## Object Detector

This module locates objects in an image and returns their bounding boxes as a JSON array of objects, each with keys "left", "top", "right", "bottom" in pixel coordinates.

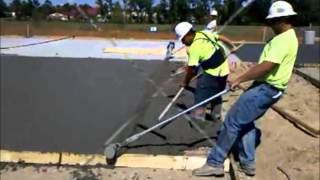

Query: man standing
[
  {"left": 205, "top": 9, "right": 218, "bottom": 32},
  {"left": 193, "top": 1, "right": 298, "bottom": 177},
  {"left": 175, "top": 22, "right": 236, "bottom": 121}
]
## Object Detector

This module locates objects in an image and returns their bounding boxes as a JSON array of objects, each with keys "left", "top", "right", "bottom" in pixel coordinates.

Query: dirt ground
[
  {"left": 226, "top": 63, "right": 320, "bottom": 180},
  {"left": 0, "top": 63, "right": 319, "bottom": 180}
]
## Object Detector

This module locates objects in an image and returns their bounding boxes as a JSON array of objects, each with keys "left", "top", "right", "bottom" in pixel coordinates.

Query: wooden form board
[{"left": 0, "top": 150, "right": 230, "bottom": 171}]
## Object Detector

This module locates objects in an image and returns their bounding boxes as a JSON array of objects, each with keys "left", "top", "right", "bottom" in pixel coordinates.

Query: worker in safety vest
[
  {"left": 205, "top": 9, "right": 218, "bottom": 32},
  {"left": 193, "top": 1, "right": 298, "bottom": 177},
  {"left": 171, "top": 9, "right": 233, "bottom": 75},
  {"left": 175, "top": 22, "right": 237, "bottom": 122},
  {"left": 203, "top": 9, "right": 238, "bottom": 74}
]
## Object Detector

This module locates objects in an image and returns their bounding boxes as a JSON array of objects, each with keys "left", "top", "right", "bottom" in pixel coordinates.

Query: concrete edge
[
  {"left": 0, "top": 150, "right": 60, "bottom": 164},
  {"left": 0, "top": 150, "right": 230, "bottom": 171},
  {"left": 294, "top": 68, "right": 320, "bottom": 88}
]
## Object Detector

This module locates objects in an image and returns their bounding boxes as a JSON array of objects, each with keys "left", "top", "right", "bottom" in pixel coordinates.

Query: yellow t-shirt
[
  {"left": 258, "top": 29, "right": 298, "bottom": 90},
  {"left": 188, "top": 31, "right": 229, "bottom": 76}
]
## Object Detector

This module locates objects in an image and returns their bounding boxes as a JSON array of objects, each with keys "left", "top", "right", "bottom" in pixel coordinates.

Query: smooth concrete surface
[
  {"left": 1, "top": 36, "right": 319, "bottom": 63},
  {"left": 0, "top": 36, "right": 183, "bottom": 61},
  {"left": 0, "top": 55, "right": 220, "bottom": 156},
  {"left": 295, "top": 67, "right": 320, "bottom": 88},
  {"left": 236, "top": 43, "right": 320, "bottom": 64},
  {"left": 296, "top": 67, "right": 320, "bottom": 81}
]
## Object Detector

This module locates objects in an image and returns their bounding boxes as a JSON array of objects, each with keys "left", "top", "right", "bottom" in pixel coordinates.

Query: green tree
[
  {"left": 32, "top": 0, "right": 40, "bottom": 7},
  {"left": 31, "top": 0, "right": 42, "bottom": 20},
  {"left": 110, "top": 1, "right": 124, "bottom": 23},
  {"left": 154, "top": 0, "right": 169, "bottom": 24},
  {"left": 176, "top": 0, "right": 189, "bottom": 22},
  {"left": 192, "top": 0, "right": 210, "bottom": 24},
  {"left": 145, "top": 0, "right": 153, "bottom": 23},
  {"left": 127, "top": 0, "right": 152, "bottom": 23},
  {"left": 104, "top": 0, "right": 113, "bottom": 14},
  {"left": 95, "top": 0, "right": 112, "bottom": 20},
  {"left": 291, "top": 0, "right": 320, "bottom": 25},
  {"left": 96, "top": 0, "right": 107, "bottom": 16},
  {"left": 40, "top": 0, "right": 54, "bottom": 16},
  {"left": 168, "top": 0, "right": 177, "bottom": 23},
  {"left": 168, "top": 0, "right": 189, "bottom": 23},
  {"left": 0, "top": 0, "right": 8, "bottom": 17},
  {"left": 213, "top": 0, "right": 236, "bottom": 25},
  {"left": 20, "top": 0, "right": 34, "bottom": 19},
  {"left": 10, "top": 0, "right": 22, "bottom": 19}
]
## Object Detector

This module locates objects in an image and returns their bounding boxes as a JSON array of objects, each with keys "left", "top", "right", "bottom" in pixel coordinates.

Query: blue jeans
[
  {"left": 194, "top": 73, "right": 227, "bottom": 108},
  {"left": 206, "top": 82, "right": 283, "bottom": 167}
]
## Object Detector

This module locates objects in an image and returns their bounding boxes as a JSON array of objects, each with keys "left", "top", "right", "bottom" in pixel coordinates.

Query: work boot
[
  {"left": 211, "top": 103, "right": 223, "bottom": 121},
  {"left": 240, "top": 165, "right": 256, "bottom": 176},
  {"left": 192, "top": 164, "right": 224, "bottom": 177},
  {"left": 213, "top": 114, "right": 222, "bottom": 121}
]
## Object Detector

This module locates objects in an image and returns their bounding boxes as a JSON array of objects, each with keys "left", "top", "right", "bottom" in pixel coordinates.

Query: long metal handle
[
  {"left": 230, "top": 41, "right": 245, "bottom": 53},
  {"left": 157, "top": 73, "right": 201, "bottom": 121},
  {"left": 158, "top": 87, "right": 184, "bottom": 121},
  {"left": 124, "top": 87, "right": 229, "bottom": 145}
]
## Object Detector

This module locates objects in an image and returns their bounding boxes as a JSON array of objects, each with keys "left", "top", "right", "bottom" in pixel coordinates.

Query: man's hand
[
  {"left": 180, "top": 82, "right": 189, "bottom": 88},
  {"left": 227, "top": 61, "right": 276, "bottom": 90},
  {"left": 230, "top": 46, "right": 238, "bottom": 54},
  {"left": 227, "top": 77, "right": 241, "bottom": 90},
  {"left": 183, "top": 66, "right": 196, "bottom": 88}
]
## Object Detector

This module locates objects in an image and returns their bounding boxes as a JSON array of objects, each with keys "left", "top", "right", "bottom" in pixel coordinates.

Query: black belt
[{"left": 253, "top": 81, "right": 283, "bottom": 92}]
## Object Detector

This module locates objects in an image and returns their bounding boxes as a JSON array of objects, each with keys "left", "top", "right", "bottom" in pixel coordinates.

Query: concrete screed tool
[{"left": 104, "top": 87, "right": 230, "bottom": 165}]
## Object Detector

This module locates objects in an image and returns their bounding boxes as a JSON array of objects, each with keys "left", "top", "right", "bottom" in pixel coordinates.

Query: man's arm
[
  {"left": 228, "top": 61, "right": 277, "bottom": 89},
  {"left": 218, "top": 35, "right": 236, "bottom": 51},
  {"left": 183, "top": 66, "right": 197, "bottom": 87}
]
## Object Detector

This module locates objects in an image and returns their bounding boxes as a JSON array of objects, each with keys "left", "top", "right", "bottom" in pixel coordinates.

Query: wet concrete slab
[
  {"left": 0, "top": 55, "right": 220, "bottom": 156},
  {"left": 1, "top": 36, "right": 319, "bottom": 64},
  {"left": 0, "top": 36, "right": 183, "bottom": 61},
  {"left": 296, "top": 67, "right": 320, "bottom": 81},
  {"left": 295, "top": 67, "right": 320, "bottom": 88},
  {"left": 237, "top": 43, "right": 320, "bottom": 64}
]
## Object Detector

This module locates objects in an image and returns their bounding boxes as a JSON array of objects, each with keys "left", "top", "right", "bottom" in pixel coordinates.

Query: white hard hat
[
  {"left": 266, "top": 1, "right": 297, "bottom": 19},
  {"left": 210, "top": 9, "right": 218, "bottom": 16},
  {"left": 175, "top": 22, "right": 193, "bottom": 41}
]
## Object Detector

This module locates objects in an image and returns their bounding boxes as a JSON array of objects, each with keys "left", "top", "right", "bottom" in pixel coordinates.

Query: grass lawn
[{"left": 1, "top": 20, "right": 318, "bottom": 41}]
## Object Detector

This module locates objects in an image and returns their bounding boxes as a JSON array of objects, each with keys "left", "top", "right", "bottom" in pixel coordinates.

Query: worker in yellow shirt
[
  {"left": 193, "top": 1, "right": 299, "bottom": 177},
  {"left": 175, "top": 22, "right": 236, "bottom": 122}
]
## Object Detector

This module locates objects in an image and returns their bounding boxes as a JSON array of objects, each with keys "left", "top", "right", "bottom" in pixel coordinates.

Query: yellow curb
[
  {"left": 116, "top": 154, "right": 187, "bottom": 169},
  {"left": 0, "top": 150, "right": 60, "bottom": 164},
  {"left": 60, "top": 152, "right": 105, "bottom": 165},
  {"left": 0, "top": 150, "right": 230, "bottom": 171}
]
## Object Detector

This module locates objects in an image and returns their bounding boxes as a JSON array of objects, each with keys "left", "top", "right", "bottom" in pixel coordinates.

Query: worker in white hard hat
[
  {"left": 205, "top": 9, "right": 218, "bottom": 32},
  {"left": 193, "top": 1, "right": 298, "bottom": 177},
  {"left": 175, "top": 22, "right": 237, "bottom": 122},
  {"left": 203, "top": 8, "right": 237, "bottom": 118}
]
